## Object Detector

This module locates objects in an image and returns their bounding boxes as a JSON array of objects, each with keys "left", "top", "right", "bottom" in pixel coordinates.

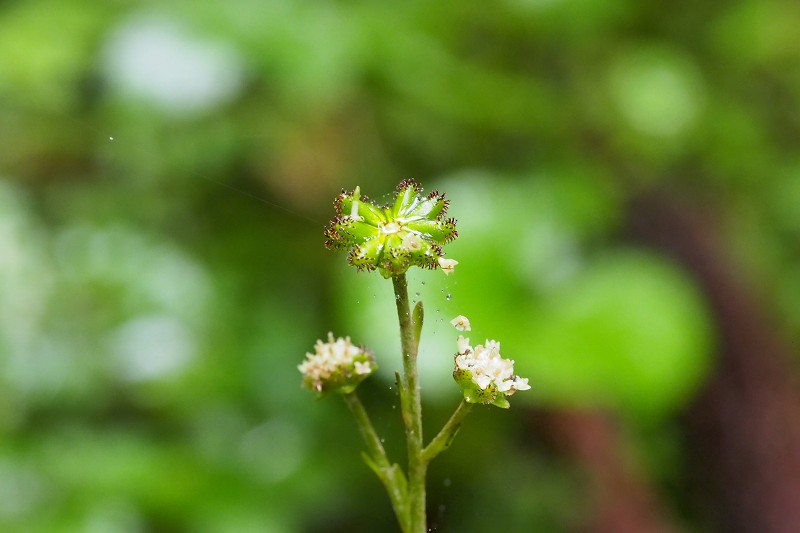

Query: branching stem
[
  {"left": 422, "top": 400, "right": 472, "bottom": 464},
  {"left": 342, "top": 274, "right": 475, "bottom": 532}
]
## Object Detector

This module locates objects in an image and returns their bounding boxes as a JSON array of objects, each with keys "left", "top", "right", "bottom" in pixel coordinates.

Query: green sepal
[
  {"left": 453, "top": 367, "right": 502, "bottom": 406},
  {"left": 305, "top": 377, "right": 360, "bottom": 398},
  {"left": 334, "top": 189, "right": 358, "bottom": 217},
  {"left": 491, "top": 395, "right": 510, "bottom": 409},
  {"left": 339, "top": 219, "right": 380, "bottom": 241},
  {"left": 358, "top": 201, "right": 387, "bottom": 226},
  {"left": 405, "top": 238, "right": 438, "bottom": 268},
  {"left": 405, "top": 220, "right": 456, "bottom": 242},
  {"left": 332, "top": 382, "right": 359, "bottom": 395},
  {"left": 385, "top": 234, "right": 439, "bottom": 273},
  {"left": 377, "top": 234, "right": 411, "bottom": 277},
  {"left": 393, "top": 184, "right": 419, "bottom": 217},
  {"left": 408, "top": 194, "right": 446, "bottom": 219},
  {"left": 350, "top": 238, "right": 384, "bottom": 270},
  {"left": 462, "top": 383, "right": 497, "bottom": 405},
  {"left": 453, "top": 367, "right": 471, "bottom": 388},
  {"left": 336, "top": 194, "right": 354, "bottom": 216}
]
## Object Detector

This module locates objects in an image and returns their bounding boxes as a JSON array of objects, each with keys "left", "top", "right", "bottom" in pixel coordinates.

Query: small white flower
[
  {"left": 450, "top": 315, "right": 471, "bottom": 331},
  {"left": 438, "top": 257, "right": 458, "bottom": 275}
]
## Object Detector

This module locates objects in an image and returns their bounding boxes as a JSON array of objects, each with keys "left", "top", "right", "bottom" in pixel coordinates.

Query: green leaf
[
  {"left": 361, "top": 451, "right": 382, "bottom": 478},
  {"left": 412, "top": 300, "right": 424, "bottom": 346}
]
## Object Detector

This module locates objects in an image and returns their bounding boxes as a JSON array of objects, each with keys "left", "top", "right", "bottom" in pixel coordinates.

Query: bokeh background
[{"left": 2, "top": 1, "right": 800, "bottom": 531}]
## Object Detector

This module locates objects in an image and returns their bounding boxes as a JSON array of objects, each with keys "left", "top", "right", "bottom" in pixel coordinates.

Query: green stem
[
  {"left": 343, "top": 392, "right": 410, "bottom": 533},
  {"left": 392, "top": 274, "right": 426, "bottom": 533},
  {"left": 422, "top": 400, "right": 472, "bottom": 464}
]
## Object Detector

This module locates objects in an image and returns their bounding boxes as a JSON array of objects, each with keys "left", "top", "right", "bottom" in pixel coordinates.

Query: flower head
[
  {"left": 452, "top": 335, "right": 530, "bottom": 408},
  {"left": 324, "top": 179, "right": 458, "bottom": 278},
  {"left": 299, "top": 333, "right": 377, "bottom": 395}
]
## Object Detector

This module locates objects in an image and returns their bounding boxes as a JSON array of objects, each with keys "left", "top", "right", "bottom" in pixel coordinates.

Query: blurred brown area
[
  {"left": 535, "top": 408, "right": 679, "bottom": 533},
  {"left": 630, "top": 191, "right": 800, "bottom": 533}
]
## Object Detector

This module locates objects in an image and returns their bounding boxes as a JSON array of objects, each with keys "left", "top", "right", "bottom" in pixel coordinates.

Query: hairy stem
[
  {"left": 343, "top": 392, "right": 410, "bottom": 532},
  {"left": 422, "top": 400, "right": 472, "bottom": 464},
  {"left": 392, "top": 274, "right": 426, "bottom": 533}
]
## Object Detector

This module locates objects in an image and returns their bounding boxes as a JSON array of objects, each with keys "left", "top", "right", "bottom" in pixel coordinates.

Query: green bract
[
  {"left": 324, "top": 179, "right": 458, "bottom": 278},
  {"left": 453, "top": 367, "right": 511, "bottom": 409}
]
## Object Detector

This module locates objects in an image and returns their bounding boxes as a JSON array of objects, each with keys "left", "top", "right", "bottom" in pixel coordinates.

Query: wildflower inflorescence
[
  {"left": 324, "top": 179, "right": 458, "bottom": 278},
  {"left": 299, "top": 333, "right": 377, "bottom": 395},
  {"left": 303, "top": 180, "right": 532, "bottom": 532},
  {"left": 452, "top": 335, "right": 530, "bottom": 408}
]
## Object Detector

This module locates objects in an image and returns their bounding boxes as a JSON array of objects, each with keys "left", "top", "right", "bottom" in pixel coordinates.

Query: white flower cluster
[
  {"left": 455, "top": 335, "right": 530, "bottom": 395},
  {"left": 299, "top": 333, "right": 376, "bottom": 394}
]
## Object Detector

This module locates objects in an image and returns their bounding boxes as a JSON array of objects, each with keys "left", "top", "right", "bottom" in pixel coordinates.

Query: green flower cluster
[{"left": 324, "top": 179, "right": 458, "bottom": 278}]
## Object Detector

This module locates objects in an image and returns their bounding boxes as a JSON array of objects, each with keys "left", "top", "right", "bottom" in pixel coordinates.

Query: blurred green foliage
[{"left": 1, "top": 0, "right": 798, "bottom": 531}]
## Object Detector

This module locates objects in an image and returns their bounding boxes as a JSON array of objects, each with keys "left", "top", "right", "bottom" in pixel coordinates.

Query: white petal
[
  {"left": 496, "top": 379, "right": 514, "bottom": 393},
  {"left": 438, "top": 257, "right": 458, "bottom": 275},
  {"left": 513, "top": 377, "right": 531, "bottom": 391},
  {"left": 449, "top": 315, "right": 471, "bottom": 331},
  {"left": 456, "top": 335, "right": 470, "bottom": 353},
  {"left": 474, "top": 374, "right": 492, "bottom": 389}
]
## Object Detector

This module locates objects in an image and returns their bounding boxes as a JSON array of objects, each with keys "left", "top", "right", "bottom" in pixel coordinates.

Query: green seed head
[{"left": 324, "top": 179, "right": 458, "bottom": 278}]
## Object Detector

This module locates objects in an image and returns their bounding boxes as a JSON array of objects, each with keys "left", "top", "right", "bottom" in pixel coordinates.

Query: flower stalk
[
  {"left": 421, "top": 400, "right": 472, "bottom": 464},
  {"left": 342, "top": 392, "right": 409, "bottom": 532},
  {"left": 392, "top": 273, "right": 426, "bottom": 533}
]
